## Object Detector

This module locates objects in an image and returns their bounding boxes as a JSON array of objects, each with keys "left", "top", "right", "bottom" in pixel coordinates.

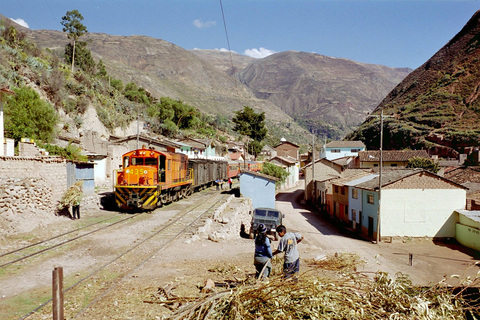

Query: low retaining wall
[{"left": 0, "top": 156, "right": 68, "bottom": 233}]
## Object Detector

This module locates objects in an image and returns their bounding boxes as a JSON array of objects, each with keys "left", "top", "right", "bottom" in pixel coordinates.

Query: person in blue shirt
[
  {"left": 253, "top": 224, "right": 273, "bottom": 279},
  {"left": 273, "top": 225, "right": 303, "bottom": 279}
]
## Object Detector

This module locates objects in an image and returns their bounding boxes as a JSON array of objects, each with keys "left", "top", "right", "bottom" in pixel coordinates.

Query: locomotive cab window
[
  {"left": 145, "top": 157, "right": 157, "bottom": 167},
  {"left": 123, "top": 156, "right": 130, "bottom": 168},
  {"left": 131, "top": 157, "right": 143, "bottom": 166}
]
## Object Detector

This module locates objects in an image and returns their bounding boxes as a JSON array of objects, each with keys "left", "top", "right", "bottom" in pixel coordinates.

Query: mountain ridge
[
  {"left": 347, "top": 9, "right": 480, "bottom": 158},
  {"left": 6, "top": 15, "right": 410, "bottom": 144}
]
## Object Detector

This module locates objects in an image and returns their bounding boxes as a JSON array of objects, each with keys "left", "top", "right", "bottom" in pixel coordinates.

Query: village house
[
  {"left": 108, "top": 134, "right": 180, "bottom": 179},
  {"left": 444, "top": 166, "right": 480, "bottom": 210},
  {"left": 239, "top": 170, "right": 279, "bottom": 209},
  {"left": 303, "top": 158, "right": 344, "bottom": 203},
  {"left": 274, "top": 139, "right": 299, "bottom": 161},
  {"left": 176, "top": 137, "right": 223, "bottom": 160},
  {"left": 331, "top": 171, "right": 374, "bottom": 224},
  {"left": 356, "top": 150, "right": 430, "bottom": 168},
  {"left": 455, "top": 209, "right": 480, "bottom": 251},
  {"left": 319, "top": 140, "right": 365, "bottom": 161},
  {"left": 260, "top": 144, "right": 277, "bottom": 159},
  {"left": 342, "top": 169, "right": 467, "bottom": 240},
  {"left": 269, "top": 155, "right": 298, "bottom": 189}
]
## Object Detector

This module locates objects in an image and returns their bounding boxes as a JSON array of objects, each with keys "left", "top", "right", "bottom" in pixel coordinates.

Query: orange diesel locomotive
[
  {"left": 115, "top": 148, "right": 229, "bottom": 210},
  {"left": 115, "top": 148, "right": 194, "bottom": 210}
]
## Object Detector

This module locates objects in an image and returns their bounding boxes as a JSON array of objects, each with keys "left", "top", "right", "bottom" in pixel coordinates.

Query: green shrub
[
  {"left": 4, "top": 86, "right": 57, "bottom": 143},
  {"left": 40, "top": 143, "right": 87, "bottom": 162},
  {"left": 261, "top": 162, "right": 289, "bottom": 185}
]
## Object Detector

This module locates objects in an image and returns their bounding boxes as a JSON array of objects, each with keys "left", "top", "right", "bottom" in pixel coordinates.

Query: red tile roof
[{"left": 359, "top": 150, "right": 429, "bottom": 162}]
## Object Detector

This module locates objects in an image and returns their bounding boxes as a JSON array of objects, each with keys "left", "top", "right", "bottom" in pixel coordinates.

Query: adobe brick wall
[{"left": 0, "top": 157, "right": 68, "bottom": 217}]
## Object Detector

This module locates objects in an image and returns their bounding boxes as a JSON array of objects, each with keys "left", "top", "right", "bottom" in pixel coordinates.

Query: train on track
[{"left": 114, "top": 147, "right": 263, "bottom": 210}]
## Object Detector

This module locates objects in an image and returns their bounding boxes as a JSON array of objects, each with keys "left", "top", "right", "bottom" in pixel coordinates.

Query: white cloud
[
  {"left": 244, "top": 47, "right": 276, "bottom": 59},
  {"left": 215, "top": 48, "right": 237, "bottom": 53},
  {"left": 193, "top": 19, "right": 216, "bottom": 29},
  {"left": 10, "top": 18, "right": 29, "bottom": 29},
  {"left": 192, "top": 48, "right": 237, "bottom": 54}
]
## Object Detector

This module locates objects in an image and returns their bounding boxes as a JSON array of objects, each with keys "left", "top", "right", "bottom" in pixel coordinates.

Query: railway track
[
  {"left": 0, "top": 189, "right": 232, "bottom": 320},
  {"left": 0, "top": 215, "right": 141, "bottom": 269}
]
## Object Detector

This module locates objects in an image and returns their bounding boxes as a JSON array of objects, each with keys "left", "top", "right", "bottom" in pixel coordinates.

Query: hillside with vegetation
[
  {"left": 346, "top": 10, "right": 480, "bottom": 158},
  {"left": 11, "top": 14, "right": 412, "bottom": 143},
  {"left": 0, "top": 14, "right": 299, "bottom": 157}
]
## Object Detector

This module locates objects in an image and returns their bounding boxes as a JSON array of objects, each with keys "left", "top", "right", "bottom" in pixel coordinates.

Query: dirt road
[{"left": 276, "top": 180, "right": 480, "bottom": 286}]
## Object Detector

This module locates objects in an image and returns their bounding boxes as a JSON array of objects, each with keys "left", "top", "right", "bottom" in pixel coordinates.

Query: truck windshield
[{"left": 255, "top": 209, "right": 279, "bottom": 217}]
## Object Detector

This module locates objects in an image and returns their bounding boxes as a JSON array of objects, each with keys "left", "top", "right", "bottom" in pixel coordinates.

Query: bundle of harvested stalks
[
  {"left": 165, "top": 257, "right": 480, "bottom": 320},
  {"left": 57, "top": 180, "right": 83, "bottom": 210},
  {"left": 308, "top": 252, "right": 365, "bottom": 272}
]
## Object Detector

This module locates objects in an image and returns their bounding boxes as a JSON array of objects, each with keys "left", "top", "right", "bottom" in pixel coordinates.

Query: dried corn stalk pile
[{"left": 165, "top": 253, "right": 479, "bottom": 320}]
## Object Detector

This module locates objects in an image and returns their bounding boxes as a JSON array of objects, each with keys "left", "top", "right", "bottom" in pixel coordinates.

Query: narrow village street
[{"left": 275, "top": 179, "right": 480, "bottom": 286}]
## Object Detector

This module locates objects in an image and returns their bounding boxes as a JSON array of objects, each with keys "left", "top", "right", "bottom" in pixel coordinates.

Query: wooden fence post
[{"left": 52, "top": 267, "right": 64, "bottom": 320}]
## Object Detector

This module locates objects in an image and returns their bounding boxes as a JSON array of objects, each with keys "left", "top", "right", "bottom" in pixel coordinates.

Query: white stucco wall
[
  {"left": 381, "top": 189, "right": 466, "bottom": 237},
  {"left": 93, "top": 158, "right": 107, "bottom": 186}
]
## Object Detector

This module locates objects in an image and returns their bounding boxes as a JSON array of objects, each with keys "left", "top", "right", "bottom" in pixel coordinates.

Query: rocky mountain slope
[
  {"left": 23, "top": 28, "right": 308, "bottom": 142},
  {"left": 347, "top": 10, "right": 480, "bottom": 158},
  {"left": 237, "top": 51, "right": 410, "bottom": 137},
  {"left": 19, "top": 23, "right": 410, "bottom": 142}
]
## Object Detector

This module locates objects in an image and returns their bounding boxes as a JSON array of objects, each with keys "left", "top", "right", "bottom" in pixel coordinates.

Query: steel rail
[
  {"left": 0, "top": 216, "right": 119, "bottom": 258},
  {"left": 18, "top": 191, "right": 229, "bottom": 320},
  {"left": 0, "top": 214, "right": 141, "bottom": 269}
]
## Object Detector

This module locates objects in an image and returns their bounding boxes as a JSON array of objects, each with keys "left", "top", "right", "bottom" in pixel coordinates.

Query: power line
[{"left": 219, "top": 0, "right": 235, "bottom": 74}]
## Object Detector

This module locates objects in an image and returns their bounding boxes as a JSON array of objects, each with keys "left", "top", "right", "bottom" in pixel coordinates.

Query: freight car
[
  {"left": 227, "top": 161, "right": 241, "bottom": 179},
  {"left": 114, "top": 148, "right": 227, "bottom": 210},
  {"left": 227, "top": 160, "right": 263, "bottom": 179}
]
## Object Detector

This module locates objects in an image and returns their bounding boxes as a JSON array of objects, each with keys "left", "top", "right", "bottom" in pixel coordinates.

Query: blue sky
[{"left": 2, "top": 0, "right": 480, "bottom": 69}]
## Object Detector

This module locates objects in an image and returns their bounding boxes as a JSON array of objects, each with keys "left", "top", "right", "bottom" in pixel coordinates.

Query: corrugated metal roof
[
  {"left": 457, "top": 209, "right": 480, "bottom": 223},
  {"left": 344, "top": 174, "right": 378, "bottom": 186},
  {"left": 330, "top": 170, "right": 373, "bottom": 186}
]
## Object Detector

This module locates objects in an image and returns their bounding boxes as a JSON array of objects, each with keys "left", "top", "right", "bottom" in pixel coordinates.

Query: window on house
[
  {"left": 390, "top": 164, "right": 398, "bottom": 167},
  {"left": 341, "top": 187, "right": 345, "bottom": 195},
  {"left": 352, "top": 189, "right": 358, "bottom": 199},
  {"left": 331, "top": 149, "right": 341, "bottom": 153},
  {"left": 352, "top": 209, "right": 356, "bottom": 220},
  {"left": 373, "top": 164, "right": 378, "bottom": 167},
  {"left": 367, "top": 194, "right": 374, "bottom": 204},
  {"left": 351, "top": 149, "right": 360, "bottom": 152},
  {"left": 334, "top": 185, "right": 339, "bottom": 193}
]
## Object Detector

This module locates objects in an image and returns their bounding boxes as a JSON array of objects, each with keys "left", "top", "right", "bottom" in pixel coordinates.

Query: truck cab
[{"left": 249, "top": 207, "right": 284, "bottom": 240}]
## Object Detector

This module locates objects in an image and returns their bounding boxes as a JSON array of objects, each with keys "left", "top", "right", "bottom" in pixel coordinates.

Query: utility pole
[
  {"left": 311, "top": 131, "right": 315, "bottom": 203},
  {"left": 368, "top": 109, "right": 395, "bottom": 243}
]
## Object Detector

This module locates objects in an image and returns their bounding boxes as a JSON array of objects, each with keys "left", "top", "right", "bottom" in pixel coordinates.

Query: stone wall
[
  {"left": 189, "top": 196, "right": 253, "bottom": 242},
  {"left": 0, "top": 156, "right": 68, "bottom": 233}
]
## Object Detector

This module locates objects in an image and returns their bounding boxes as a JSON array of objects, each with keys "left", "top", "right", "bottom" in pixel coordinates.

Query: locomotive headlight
[
  {"left": 144, "top": 170, "right": 148, "bottom": 174},
  {"left": 126, "top": 169, "right": 130, "bottom": 174}
]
